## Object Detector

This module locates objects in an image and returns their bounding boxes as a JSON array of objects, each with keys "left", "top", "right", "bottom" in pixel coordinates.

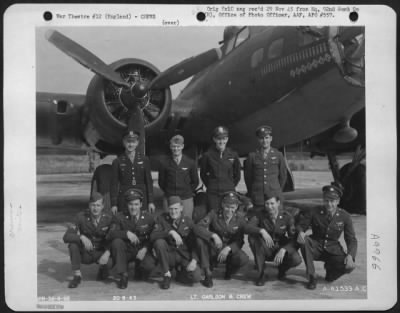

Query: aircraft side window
[
  {"left": 268, "top": 38, "right": 284, "bottom": 60},
  {"left": 251, "top": 48, "right": 264, "bottom": 68},
  {"left": 234, "top": 27, "right": 250, "bottom": 48}
]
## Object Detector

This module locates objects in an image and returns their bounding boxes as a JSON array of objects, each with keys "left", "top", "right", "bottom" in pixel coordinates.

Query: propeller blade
[
  {"left": 46, "top": 30, "right": 130, "bottom": 88},
  {"left": 149, "top": 48, "right": 222, "bottom": 89}
]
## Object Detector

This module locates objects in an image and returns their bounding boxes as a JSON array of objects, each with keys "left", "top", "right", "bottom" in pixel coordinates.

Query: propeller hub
[
  {"left": 131, "top": 82, "right": 148, "bottom": 99},
  {"left": 118, "top": 82, "right": 149, "bottom": 110}
]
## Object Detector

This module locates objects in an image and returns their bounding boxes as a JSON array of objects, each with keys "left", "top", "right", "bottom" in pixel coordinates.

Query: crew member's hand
[
  {"left": 169, "top": 230, "right": 183, "bottom": 247},
  {"left": 260, "top": 229, "right": 274, "bottom": 248},
  {"left": 344, "top": 254, "right": 356, "bottom": 271},
  {"left": 80, "top": 235, "right": 93, "bottom": 251},
  {"left": 148, "top": 203, "right": 156, "bottom": 214},
  {"left": 186, "top": 259, "right": 197, "bottom": 272},
  {"left": 127, "top": 231, "right": 140, "bottom": 245},
  {"left": 111, "top": 206, "right": 118, "bottom": 215},
  {"left": 297, "top": 231, "right": 306, "bottom": 245},
  {"left": 217, "top": 246, "right": 231, "bottom": 263},
  {"left": 274, "top": 248, "right": 286, "bottom": 265},
  {"left": 211, "top": 233, "right": 223, "bottom": 249},
  {"left": 98, "top": 250, "right": 110, "bottom": 265},
  {"left": 136, "top": 247, "right": 148, "bottom": 261}
]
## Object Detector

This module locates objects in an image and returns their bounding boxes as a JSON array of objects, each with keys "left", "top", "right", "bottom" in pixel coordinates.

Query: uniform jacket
[
  {"left": 63, "top": 211, "right": 114, "bottom": 250},
  {"left": 150, "top": 213, "right": 199, "bottom": 262},
  {"left": 297, "top": 206, "right": 358, "bottom": 259},
  {"left": 247, "top": 209, "right": 297, "bottom": 253},
  {"left": 110, "top": 152, "right": 154, "bottom": 206},
  {"left": 107, "top": 211, "right": 155, "bottom": 249},
  {"left": 195, "top": 210, "right": 256, "bottom": 254},
  {"left": 244, "top": 148, "right": 287, "bottom": 206},
  {"left": 200, "top": 146, "right": 241, "bottom": 195},
  {"left": 158, "top": 154, "right": 199, "bottom": 199}
]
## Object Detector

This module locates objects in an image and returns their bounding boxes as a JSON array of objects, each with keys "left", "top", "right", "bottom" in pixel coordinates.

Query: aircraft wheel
[{"left": 339, "top": 163, "right": 366, "bottom": 215}]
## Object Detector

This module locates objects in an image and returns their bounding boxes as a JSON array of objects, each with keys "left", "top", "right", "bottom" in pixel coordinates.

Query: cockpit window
[
  {"left": 268, "top": 38, "right": 284, "bottom": 59},
  {"left": 234, "top": 27, "right": 250, "bottom": 48},
  {"left": 222, "top": 26, "right": 249, "bottom": 55}
]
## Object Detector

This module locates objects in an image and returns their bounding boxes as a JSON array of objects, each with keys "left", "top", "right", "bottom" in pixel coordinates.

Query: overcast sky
[{"left": 36, "top": 26, "right": 223, "bottom": 98}]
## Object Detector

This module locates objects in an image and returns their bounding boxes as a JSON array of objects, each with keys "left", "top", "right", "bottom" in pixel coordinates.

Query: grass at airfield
[{"left": 37, "top": 153, "right": 351, "bottom": 174}]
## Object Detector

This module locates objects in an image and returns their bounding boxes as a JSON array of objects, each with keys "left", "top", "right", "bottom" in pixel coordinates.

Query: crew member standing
[
  {"left": 63, "top": 192, "right": 113, "bottom": 288},
  {"left": 108, "top": 188, "right": 155, "bottom": 289},
  {"left": 200, "top": 126, "right": 241, "bottom": 211},
  {"left": 158, "top": 135, "right": 199, "bottom": 218},
  {"left": 247, "top": 190, "right": 302, "bottom": 286},
  {"left": 110, "top": 130, "right": 155, "bottom": 214},
  {"left": 297, "top": 184, "right": 357, "bottom": 290},
  {"left": 195, "top": 191, "right": 251, "bottom": 288},
  {"left": 244, "top": 125, "right": 287, "bottom": 215}
]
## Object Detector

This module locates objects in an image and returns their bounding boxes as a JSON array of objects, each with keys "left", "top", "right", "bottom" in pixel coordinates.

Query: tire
[{"left": 339, "top": 163, "right": 366, "bottom": 215}]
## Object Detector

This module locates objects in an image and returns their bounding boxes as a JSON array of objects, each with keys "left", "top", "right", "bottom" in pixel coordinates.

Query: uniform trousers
[
  {"left": 111, "top": 238, "right": 146, "bottom": 275},
  {"left": 141, "top": 239, "right": 201, "bottom": 284},
  {"left": 301, "top": 236, "right": 354, "bottom": 279},
  {"left": 196, "top": 237, "right": 249, "bottom": 274},
  {"left": 68, "top": 243, "right": 105, "bottom": 271},
  {"left": 248, "top": 236, "right": 302, "bottom": 275}
]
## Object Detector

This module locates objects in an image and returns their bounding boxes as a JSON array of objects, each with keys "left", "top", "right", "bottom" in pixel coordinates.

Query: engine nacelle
[{"left": 84, "top": 58, "right": 172, "bottom": 153}]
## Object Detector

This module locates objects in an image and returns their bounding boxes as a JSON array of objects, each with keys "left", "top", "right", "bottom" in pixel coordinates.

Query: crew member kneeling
[
  {"left": 195, "top": 191, "right": 250, "bottom": 288},
  {"left": 108, "top": 188, "right": 155, "bottom": 289},
  {"left": 63, "top": 192, "right": 113, "bottom": 288},
  {"left": 297, "top": 184, "right": 357, "bottom": 290},
  {"left": 247, "top": 190, "right": 301, "bottom": 286},
  {"left": 141, "top": 196, "right": 201, "bottom": 289}
]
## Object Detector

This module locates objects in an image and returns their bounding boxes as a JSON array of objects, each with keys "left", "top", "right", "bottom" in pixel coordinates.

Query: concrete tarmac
[{"left": 37, "top": 172, "right": 367, "bottom": 301}]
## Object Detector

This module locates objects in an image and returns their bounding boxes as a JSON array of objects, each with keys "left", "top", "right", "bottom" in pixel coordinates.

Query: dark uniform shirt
[
  {"left": 195, "top": 210, "right": 256, "bottom": 254},
  {"left": 150, "top": 213, "right": 199, "bottom": 262},
  {"left": 200, "top": 146, "right": 241, "bottom": 195},
  {"left": 107, "top": 211, "right": 155, "bottom": 249},
  {"left": 244, "top": 148, "right": 287, "bottom": 206},
  {"left": 297, "top": 206, "right": 358, "bottom": 260},
  {"left": 110, "top": 152, "right": 154, "bottom": 207},
  {"left": 158, "top": 155, "right": 199, "bottom": 200},
  {"left": 63, "top": 211, "right": 114, "bottom": 250},
  {"left": 247, "top": 209, "right": 297, "bottom": 252}
]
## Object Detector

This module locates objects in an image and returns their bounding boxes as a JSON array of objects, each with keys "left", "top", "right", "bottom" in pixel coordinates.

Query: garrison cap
[
  {"left": 264, "top": 190, "right": 280, "bottom": 201},
  {"left": 221, "top": 191, "right": 240, "bottom": 205},
  {"left": 322, "top": 184, "right": 343, "bottom": 200},
  {"left": 89, "top": 192, "right": 103, "bottom": 203},
  {"left": 168, "top": 195, "right": 182, "bottom": 207},
  {"left": 124, "top": 188, "right": 143, "bottom": 201},
  {"left": 123, "top": 130, "right": 140, "bottom": 141},
  {"left": 170, "top": 135, "right": 184, "bottom": 145},
  {"left": 256, "top": 125, "right": 272, "bottom": 138},
  {"left": 213, "top": 126, "right": 229, "bottom": 139}
]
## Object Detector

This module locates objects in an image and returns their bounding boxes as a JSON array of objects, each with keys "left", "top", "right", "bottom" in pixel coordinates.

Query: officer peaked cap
[
  {"left": 124, "top": 188, "right": 144, "bottom": 201},
  {"left": 213, "top": 126, "right": 229, "bottom": 138},
  {"left": 123, "top": 130, "right": 140, "bottom": 141},
  {"left": 256, "top": 125, "right": 272, "bottom": 138},
  {"left": 322, "top": 184, "right": 343, "bottom": 200},
  {"left": 221, "top": 191, "right": 240, "bottom": 205}
]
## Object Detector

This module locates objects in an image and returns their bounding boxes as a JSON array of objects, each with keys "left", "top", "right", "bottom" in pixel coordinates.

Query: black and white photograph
[{"left": 4, "top": 4, "right": 397, "bottom": 311}]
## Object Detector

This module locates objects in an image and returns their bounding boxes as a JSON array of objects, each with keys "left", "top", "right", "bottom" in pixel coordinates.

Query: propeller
[
  {"left": 46, "top": 29, "right": 222, "bottom": 96},
  {"left": 148, "top": 48, "right": 222, "bottom": 89},
  {"left": 46, "top": 30, "right": 130, "bottom": 88}
]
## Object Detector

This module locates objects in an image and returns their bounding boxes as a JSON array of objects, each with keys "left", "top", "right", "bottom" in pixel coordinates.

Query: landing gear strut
[{"left": 327, "top": 145, "right": 366, "bottom": 215}]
